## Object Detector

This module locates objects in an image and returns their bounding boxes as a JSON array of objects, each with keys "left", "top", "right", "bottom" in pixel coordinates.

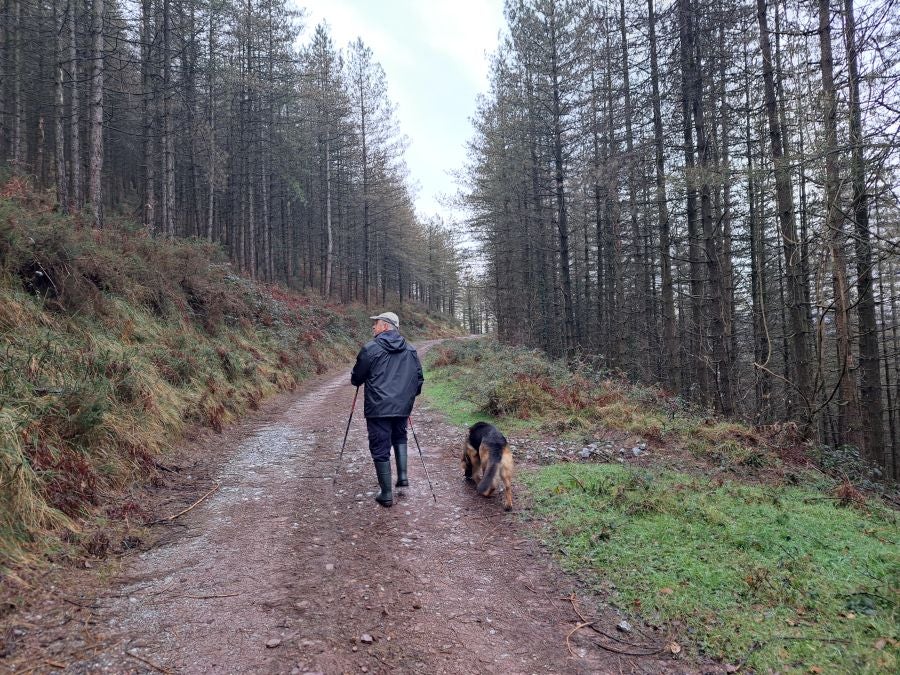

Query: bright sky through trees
[{"left": 297, "top": 0, "right": 506, "bottom": 224}]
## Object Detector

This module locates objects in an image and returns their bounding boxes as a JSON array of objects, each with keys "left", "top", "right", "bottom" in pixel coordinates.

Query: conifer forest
[
  {"left": 462, "top": 0, "right": 900, "bottom": 478},
  {"left": 1, "top": 0, "right": 899, "bottom": 478}
]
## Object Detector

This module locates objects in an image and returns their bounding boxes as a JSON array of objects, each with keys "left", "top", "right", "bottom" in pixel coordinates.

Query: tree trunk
[
  {"left": 756, "top": 0, "right": 811, "bottom": 419},
  {"left": 362, "top": 114, "right": 370, "bottom": 305},
  {"left": 140, "top": 0, "right": 155, "bottom": 231},
  {"left": 875, "top": 207, "right": 898, "bottom": 477},
  {"left": 620, "top": 0, "right": 649, "bottom": 376},
  {"left": 745, "top": 37, "right": 770, "bottom": 420},
  {"left": 324, "top": 137, "right": 333, "bottom": 296},
  {"left": 684, "top": 0, "right": 731, "bottom": 415},
  {"left": 648, "top": 0, "right": 676, "bottom": 390},
  {"left": 678, "top": 0, "right": 706, "bottom": 401},
  {"left": 819, "top": 0, "right": 860, "bottom": 448},
  {"left": 843, "top": 0, "right": 884, "bottom": 466},
  {"left": 54, "top": 0, "right": 68, "bottom": 212},
  {"left": 548, "top": 8, "right": 575, "bottom": 357},
  {"left": 206, "top": 5, "right": 215, "bottom": 240},
  {"left": 88, "top": 0, "right": 104, "bottom": 228},
  {"left": 12, "top": 0, "right": 23, "bottom": 167},
  {"left": 162, "top": 0, "right": 175, "bottom": 238},
  {"left": 69, "top": 0, "right": 83, "bottom": 210}
]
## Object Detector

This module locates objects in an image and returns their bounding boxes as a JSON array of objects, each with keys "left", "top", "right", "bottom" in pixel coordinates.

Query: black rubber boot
[
  {"left": 374, "top": 461, "right": 393, "bottom": 507},
  {"left": 394, "top": 443, "right": 409, "bottom": 487}
]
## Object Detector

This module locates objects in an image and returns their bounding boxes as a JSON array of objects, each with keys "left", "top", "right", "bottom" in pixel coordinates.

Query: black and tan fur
[{"left": 463, "top": 422, "right": 513, "bottom": 511}]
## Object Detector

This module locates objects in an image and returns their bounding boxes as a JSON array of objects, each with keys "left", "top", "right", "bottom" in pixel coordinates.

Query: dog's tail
[{"left": 477, "top": 449, "right": 500, "bottom": 496}]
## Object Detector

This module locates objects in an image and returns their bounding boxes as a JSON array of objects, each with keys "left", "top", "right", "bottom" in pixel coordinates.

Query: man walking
[{"left": 351, "top": 311, "right": 424, "bottom": 507}]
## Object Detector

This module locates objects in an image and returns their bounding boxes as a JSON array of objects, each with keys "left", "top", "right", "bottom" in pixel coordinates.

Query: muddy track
[{"left": 18, "top": 341, "right": 706, "bottom": 674}]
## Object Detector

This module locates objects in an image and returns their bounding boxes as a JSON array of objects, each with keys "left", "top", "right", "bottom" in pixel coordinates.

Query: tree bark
[
  {"left": 678, "top": 0, "right": 706, "bottom": 401},
  {"left": 88, "top": 0, "right": 104, "bottom": 228},
  {"left": 162, "top": 0, "right": 175, "bottom": 238},
  {"left": 843, "top": 0, "right": 884, "bottom": 465},
  {"left": 324, "top": 137, "right": 333, "bottom": 296},
  {"left": 756, "top": 0, "right": 811, "bottom": 419},
  {"left": 12, "top": 0, "right": 23, "bottom": 167},
  {"left": 548, "top": 6, "right": 575, "bottom": 357},
  {"left": 206, "top": 4, "right": 215, "bottom": 240},
  {"left": 69, "top": 0, "right": 82, "bottom": 210},
  {"left": 684, "top": 0, "right": 732, "bottom": 414},
  {"left": 620, "top": 0, "right": 649, "bottom": 375},
  {"left": 648, "top": 0, "right": 676, "bottom": 390},
  {"left": 818, "top": 0, "right": 860, "bottom": 448},
  {"left": 54, "top": 0, "right": 68, "bottom": 212}
]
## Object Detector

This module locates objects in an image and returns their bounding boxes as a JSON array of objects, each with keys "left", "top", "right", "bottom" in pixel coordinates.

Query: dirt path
[{"left": 17, "top": 342, "right": 704, "bottom": 674}]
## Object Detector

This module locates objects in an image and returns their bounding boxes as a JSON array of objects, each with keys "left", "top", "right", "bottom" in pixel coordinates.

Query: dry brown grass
[{"left": 0, "top": 192, "right": 458, "bottom": 569}]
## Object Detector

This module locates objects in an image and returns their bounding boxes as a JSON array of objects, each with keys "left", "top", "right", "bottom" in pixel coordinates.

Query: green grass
[
  {"left": 422, "top": 367, "right": 489, "bottom": 427},
  {"left": 522, "top": 464, "right": 898, "bottom": 673},
  {"left": 423, "top": 338, "right": 899, "bottom": 672}
]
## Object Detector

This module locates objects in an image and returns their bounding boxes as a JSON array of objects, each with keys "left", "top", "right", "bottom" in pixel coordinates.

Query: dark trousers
[{"left": 366, "top": 417, "right": 408, "bottom": 462}]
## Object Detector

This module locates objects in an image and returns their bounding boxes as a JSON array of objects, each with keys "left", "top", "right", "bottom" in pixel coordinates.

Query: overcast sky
[{"left": 295, "top": 0, "right": 506, "bottom": 225}]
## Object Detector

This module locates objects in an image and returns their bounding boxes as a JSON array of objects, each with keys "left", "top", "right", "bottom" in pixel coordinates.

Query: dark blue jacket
[{"left": 350, "top": 330, "right": 423, "bottom": 418}]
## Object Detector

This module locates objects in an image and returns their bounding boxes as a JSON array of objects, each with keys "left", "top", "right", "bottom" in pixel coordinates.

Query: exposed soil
[{"left": 4, "top": 341, "right": 716, "bottom": 674}]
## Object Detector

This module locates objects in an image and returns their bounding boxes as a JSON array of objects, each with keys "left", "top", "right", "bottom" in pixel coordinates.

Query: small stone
[
  {"left": 360, "top": 633, "right": 373, "bottom": 644},
  {"left": 265, "top": 638, "right": 281, "bottom": 648},
  {"left": 579, "top": 448, "right": 591, "bottom": 459},
  {"left": 325, "top": 563, "right": 334, "bottom": 572},
  {"left": 616, "top": 620, "right": 632, "bottom": 633},
  {"left": 631, "top": 447, "right": 643, "bottom": 457}
]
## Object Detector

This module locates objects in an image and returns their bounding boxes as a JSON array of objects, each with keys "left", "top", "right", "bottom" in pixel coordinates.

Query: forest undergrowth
[
  {"left": 423, "top": 339, "right": 899, "bottom": 673},
  {"left": 0, "top": 187, "right": 457, "bottom": 572}
]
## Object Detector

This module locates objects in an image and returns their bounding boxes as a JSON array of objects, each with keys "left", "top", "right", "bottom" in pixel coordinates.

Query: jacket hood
[{"left": 376, "top": 329, "right": 408, "bottom": 353}]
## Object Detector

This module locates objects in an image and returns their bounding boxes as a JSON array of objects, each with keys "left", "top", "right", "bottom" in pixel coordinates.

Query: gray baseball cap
[{"left": 369, "top": 311, "right": 399, "bottom": 329}]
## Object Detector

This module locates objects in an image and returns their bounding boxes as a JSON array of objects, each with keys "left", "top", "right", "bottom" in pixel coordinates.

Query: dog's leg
[
  {"left": 462, "top": 441, "right": 473, "bottom": 480},
  {"left": 478, "top": 444, "right": 496, "bottom": 496},
  {"left": 464, "top": 442, "right": 479, "bottom": 483},
  {"left": 500, "top": 448, "right": 514, "bottom": 511}
]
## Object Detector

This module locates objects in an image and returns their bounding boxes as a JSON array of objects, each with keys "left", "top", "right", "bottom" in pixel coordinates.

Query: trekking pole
[
  {"left": 332, "top": 386, "right": 359, "bottom": 485},
  {"left": 408, "top": 416, "right": 437, "bottom": 502}
]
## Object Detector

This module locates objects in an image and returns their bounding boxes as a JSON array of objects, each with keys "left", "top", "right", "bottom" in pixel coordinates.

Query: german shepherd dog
[{"left": 463, "top": 422, "right": 513, "bottom": 511}]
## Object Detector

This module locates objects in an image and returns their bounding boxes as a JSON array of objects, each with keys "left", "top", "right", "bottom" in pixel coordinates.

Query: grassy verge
[
  {"left": 0, "top": 191, "right": 457, "bottom": 569},
  {"left": 423, "top": 338, "right": 899, "bottom": 672},
  {"left": 525, "top": 465, "right": 897, "bottom": 673}
]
